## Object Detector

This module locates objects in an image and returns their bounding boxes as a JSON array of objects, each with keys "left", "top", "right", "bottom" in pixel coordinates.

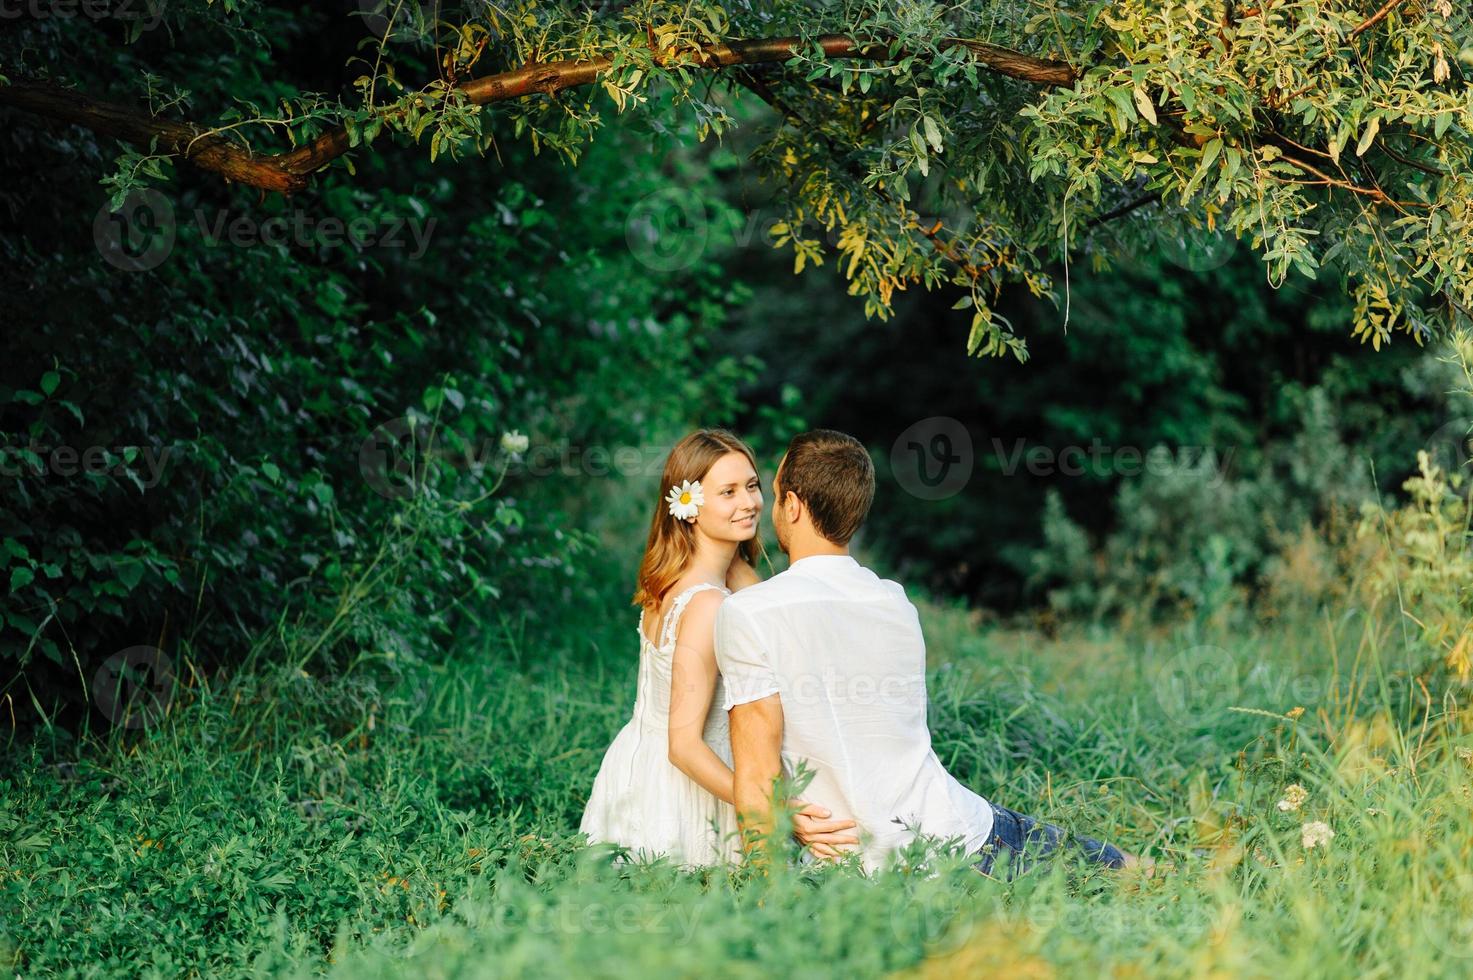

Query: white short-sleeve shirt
[{"left": 715, "top": 554, "right": 994, "bottom": 871}]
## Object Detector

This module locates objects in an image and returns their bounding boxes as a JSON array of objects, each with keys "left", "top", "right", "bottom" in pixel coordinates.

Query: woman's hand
[{"left": 791, "top": 802, "right": 860, "bottom": 861}]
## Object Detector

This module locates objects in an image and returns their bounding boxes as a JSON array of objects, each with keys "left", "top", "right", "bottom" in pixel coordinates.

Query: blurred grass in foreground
[{"left": 4, "top": 580, "right": 1472, "bottom": 979}]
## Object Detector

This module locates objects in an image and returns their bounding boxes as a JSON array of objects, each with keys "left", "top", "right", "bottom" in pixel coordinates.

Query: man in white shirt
[{"left": 715, "top": 429, "right": 1136, "bottom": 877}]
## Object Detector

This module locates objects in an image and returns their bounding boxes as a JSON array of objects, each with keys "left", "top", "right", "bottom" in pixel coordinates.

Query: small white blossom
[
  {"left": 1277, "top": 783, "right": 1309, "bottom": 812},
  {"left": 1301, "top": 821, "right": 1335, "bottom": 850},
  {"left": 500, "top": 430, "right": 530, "bottom": 456},
  {"left": 665, "top": 479, "right": 704, "bottom": 520}
]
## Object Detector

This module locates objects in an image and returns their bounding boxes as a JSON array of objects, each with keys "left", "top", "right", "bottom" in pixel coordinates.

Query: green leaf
[
  {"left": 261, "top": 461, "right": 282, "bottom": 484},
  {"left": 1183, "top": 138, "right": 1223, "bottom": 199},
  {"left": 40, "top": 371, "right": 60, "bottom": 397},
  {"left": 922, "top": 114, "right": 943, "bottom": 153},
  {"left": 1356, "top": 117, "right": 1380, "bottom": 157},
  {"left": 117, "top": 561, "right": 144, "bottom": 591},
  {"left": 10, "top": 566, "right": 34, "bottom": 593},
  {"left": 1133, "top": 85, "right": 1158, "bottom": 126}
]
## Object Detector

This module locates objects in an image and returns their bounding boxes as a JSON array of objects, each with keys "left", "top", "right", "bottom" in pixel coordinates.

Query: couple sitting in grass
[{"left": 580, "top": 427, "right": 1146, "bottom": 878}]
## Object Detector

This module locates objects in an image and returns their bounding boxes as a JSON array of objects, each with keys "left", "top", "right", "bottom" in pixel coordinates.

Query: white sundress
[{"left": 579, "top": 582, "right": 741, "bottom": 867}]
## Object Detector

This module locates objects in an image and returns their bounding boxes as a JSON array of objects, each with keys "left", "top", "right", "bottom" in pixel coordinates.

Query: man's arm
[{"left": 729, "top": 693, "right": 785, "bottom": 861}]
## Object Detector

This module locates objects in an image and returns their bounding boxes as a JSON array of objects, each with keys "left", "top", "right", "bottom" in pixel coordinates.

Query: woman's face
[{"left": 691, "top": 451, "right": 762, "bottom": 544}]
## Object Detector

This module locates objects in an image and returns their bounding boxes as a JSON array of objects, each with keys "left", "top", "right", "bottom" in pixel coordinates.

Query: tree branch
[
  {"left": 1350, "top": 0, "right": 1412, "bottom": 38},
  {"left": 1085, "top": 192, "right": 1162, "bottom": 229},
  {"left": 0, "top": 33, "right": 1076, "bottom": 196}
]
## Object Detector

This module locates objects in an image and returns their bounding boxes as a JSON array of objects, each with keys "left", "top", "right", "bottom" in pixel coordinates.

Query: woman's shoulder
[
  {"left": 677, "top": 580, "right": 730, "bottom": 608},
  {"left": 670, "top": 582, "right": 728, "bottom": 630}
]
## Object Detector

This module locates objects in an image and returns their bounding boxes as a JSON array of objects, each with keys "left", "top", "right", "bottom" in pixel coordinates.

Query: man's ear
[{"left": 783, "top": 490, "right": 802, "bottom": 524}]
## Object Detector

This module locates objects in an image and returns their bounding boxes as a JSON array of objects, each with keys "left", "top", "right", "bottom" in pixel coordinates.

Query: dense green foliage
[
  {"left": 5, "top": 1, "right": 1469, "bottom": 357},
  {"left": 1, "top": 6, "right": 768, "bottom": 719},
  {"left": 4, "top": 0, "right": 1472, "bottom": 720}
]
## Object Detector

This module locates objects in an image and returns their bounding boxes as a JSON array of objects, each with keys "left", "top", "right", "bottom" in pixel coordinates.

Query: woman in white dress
[{"left": 579, "top": 428, "right": 857, "bottom": 867}]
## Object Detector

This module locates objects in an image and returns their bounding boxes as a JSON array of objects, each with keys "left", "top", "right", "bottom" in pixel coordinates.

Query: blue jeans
[{"left": 972, "top": 802, "right": 1126, "bottom": 880}]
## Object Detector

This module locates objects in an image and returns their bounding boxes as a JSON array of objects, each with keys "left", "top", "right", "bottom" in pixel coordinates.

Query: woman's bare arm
[{"left": 667, "top": 590, "right": 737, "bottom": 805}]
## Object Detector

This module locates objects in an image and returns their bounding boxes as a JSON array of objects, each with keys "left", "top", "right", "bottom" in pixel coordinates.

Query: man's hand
[{"left": 792, "top": 802, "right": 859, "bottom": 861}]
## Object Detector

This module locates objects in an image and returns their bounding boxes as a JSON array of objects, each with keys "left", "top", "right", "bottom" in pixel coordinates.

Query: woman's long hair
[{"left": 633, "top": 429, "right": 765, "bottom": 615}]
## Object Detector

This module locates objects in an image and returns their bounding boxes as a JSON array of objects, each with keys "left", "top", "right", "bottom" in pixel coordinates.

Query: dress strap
[{"left": 658, "top": 582, "right": 730, "bottom": 650}]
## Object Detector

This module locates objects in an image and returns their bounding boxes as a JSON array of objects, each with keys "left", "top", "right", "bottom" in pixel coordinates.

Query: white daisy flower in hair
[{"left": 666, "top": 479, "right": 704, "bottom": 520}]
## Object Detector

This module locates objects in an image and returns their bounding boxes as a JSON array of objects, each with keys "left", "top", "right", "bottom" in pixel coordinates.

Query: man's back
[{"left": 716, "top": 554, "right": 994, "bottom": 870}]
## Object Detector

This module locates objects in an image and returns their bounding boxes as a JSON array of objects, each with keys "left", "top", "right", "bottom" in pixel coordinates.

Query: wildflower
[
  {"left": 1434, "top": 43, "right": 1451, "bottom": 84},
  {"left": 1286, "top": 706, "right": 1305, "bottom": 720},
  {"left": 665, "top": 479, "right": 704, "bottom": 520},
  {"left": 500, "top": 430, "right": 530, "bottom": 456},
  {"left": 1301, "top": 821, "right": 1335, "bottom": 850},
  {"left": 1276, "top": 783, "right": 1309, "bottom": 812}
]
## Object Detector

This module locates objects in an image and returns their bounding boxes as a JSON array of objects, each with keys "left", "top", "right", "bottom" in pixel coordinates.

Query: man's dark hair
[{"left": 778, "top": 429, "right": 875, "bottom": 545}]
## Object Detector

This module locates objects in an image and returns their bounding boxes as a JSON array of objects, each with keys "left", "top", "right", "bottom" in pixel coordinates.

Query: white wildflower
[
  {"left": 1301, "top": 821, "right": 1335, "bottom": 850},
  {"left": 1276, "top": 783, "right": 1309, "bottom": 812},
  {"left": 500, "top": 430, "right": 530, "bottom": 456}
]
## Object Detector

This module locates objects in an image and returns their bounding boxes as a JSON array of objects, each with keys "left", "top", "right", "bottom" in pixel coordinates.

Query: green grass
[{"left": 4, "top": 585, "right": 1473, "bottom": 978}]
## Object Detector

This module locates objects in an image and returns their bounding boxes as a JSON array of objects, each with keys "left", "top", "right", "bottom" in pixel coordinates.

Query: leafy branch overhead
[{"left": 1, "top": 0, "right": 1470, "bottom": 358}]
